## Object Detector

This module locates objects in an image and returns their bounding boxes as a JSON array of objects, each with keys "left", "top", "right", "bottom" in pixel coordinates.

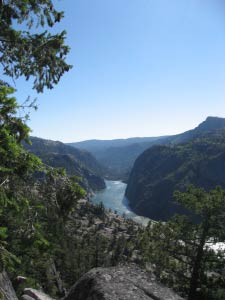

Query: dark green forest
[{"left": 126, "top": 128, "right": 225, "bottom": 220}]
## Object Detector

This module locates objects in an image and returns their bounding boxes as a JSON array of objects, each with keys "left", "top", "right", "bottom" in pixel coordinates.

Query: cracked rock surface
[
  {"left": 0, "top": 271, "right": 18, "bottom": 300},
  {"left": 64, "top": 266, "right": 183, "bottom": 300}
]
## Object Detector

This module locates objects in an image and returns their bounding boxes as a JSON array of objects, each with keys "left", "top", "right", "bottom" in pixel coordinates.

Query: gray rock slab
[
  {"left": 21, "top": 295, "right": 36, "bottom": 300},
  {"left": 0, "top": 271, "right": 18, "bottom": 300},
  {"left": 23, "top": 288, "right": 55, "bottom": 300},
  {"left": 64, "top": 265, "right": 183, "bottom": 300}
]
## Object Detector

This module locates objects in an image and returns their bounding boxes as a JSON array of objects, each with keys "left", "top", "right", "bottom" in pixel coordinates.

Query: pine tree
[
  {"left": 0, "top": 0, "right": 71, "bottom": 92},
  {"left": 143, "top": 186, "right": 225, "bottom": 299}
]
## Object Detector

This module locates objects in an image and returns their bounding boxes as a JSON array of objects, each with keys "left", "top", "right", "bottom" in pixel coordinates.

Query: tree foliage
[
  {"left": 0, "top": 1, "right": 85, "bottom": 295},
  {"left": 0, "top": 0, "right": 72, "bottom": 92},
  {"left": 174, "top": 186, "right": 225, "bottom": 300},
  {"left": 139, "top": 186, "right": 225, "bottom": 300},
  {"left": 0, "top": 84, "right": 85, "bottom": 288},
  {"left": 0, "top": 84, "right": 41, "bottom": 179}
]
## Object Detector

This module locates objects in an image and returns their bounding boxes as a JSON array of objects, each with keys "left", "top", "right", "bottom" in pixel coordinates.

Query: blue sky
[{"left": 12, "top": 0, "right": 225, "bottom": 142}]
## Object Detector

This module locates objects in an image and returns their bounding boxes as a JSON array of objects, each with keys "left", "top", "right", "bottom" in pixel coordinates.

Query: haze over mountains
[
  {"left": 68, "top": 116, "right": 225, "bottom": 180},
  {"left": 24, "top": 137, "right": 106, "bottom": 193},
  {"left": 26, "top": 116, "right": 225, "bottom": 222},
  {"left": 68, "top": 137, "right": 166, "bottom": 179}
]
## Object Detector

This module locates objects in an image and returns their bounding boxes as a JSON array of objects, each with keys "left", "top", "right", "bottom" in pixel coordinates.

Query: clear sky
[{"left": 12, "top": 0, "right": 225, "bottom": 142}]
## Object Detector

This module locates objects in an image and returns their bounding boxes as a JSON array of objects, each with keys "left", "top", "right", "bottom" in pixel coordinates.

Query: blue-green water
[
  {"left": 91, "top": 180, "right": 150, "bottom": 226},
  {"left": 92, "top": 181, "right": 225, "bottom": 249}
]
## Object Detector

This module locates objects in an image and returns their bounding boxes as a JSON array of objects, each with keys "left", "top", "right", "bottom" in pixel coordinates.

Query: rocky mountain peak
[{"left": 195, "top": 116, "right": 225, "bottom": 132}]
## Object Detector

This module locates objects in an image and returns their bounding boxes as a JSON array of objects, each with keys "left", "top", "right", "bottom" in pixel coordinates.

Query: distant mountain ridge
[
  {"left": 24, "top": 137, "right": 106, "bottom": 192},
  {"left": 68, "top": 136, "right": 165, "bottom": 152},
  {"left": 125, "top": 117, "right": 225, "bottom": 221},
  {"left": 167, "top": 116, "right": 225, "bottom": 144},
  {"left": 68, "top": 137, "right": 169, "bottom": 179},
  {"left": 68, "top": 117, "right": 225, "bottom": 180}
]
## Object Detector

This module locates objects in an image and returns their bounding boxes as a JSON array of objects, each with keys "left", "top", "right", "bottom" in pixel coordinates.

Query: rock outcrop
[
  {"left": 0, "top": 266, "right": 184, "bottom": 300},
  {"left": 0, "top": 271, "right": 55, "bottom": 300},
  {"left": 22, "top": 288, "right": 54, "bottom": 300},
  {"left": 64, "top": 266, "right": 183, "bottom": 300},
  {"left": 0, "top": 271, "right": 18, "bottom": 300}
]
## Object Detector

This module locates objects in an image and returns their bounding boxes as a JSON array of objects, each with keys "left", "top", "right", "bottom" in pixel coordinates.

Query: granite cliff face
[
  {"left": 126, "top": 127, "right": 225, "bottom": 221},
  {"left": 24, "top": 137, "right": 106, "bottom": 192},
  {"left": 64, "top": 266, "right": 183, "bottom": 300}
]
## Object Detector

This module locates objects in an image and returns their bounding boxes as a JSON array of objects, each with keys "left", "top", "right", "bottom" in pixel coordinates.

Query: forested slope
[
  {"left": 126, "top": 128, "right": 225, "bottom": 220},
  {"left": 24, "top": 137, "right": 106, "bottom": 191}
]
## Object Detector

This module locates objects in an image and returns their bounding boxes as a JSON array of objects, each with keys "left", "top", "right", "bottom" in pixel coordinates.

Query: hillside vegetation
[
  {"left": 24, "top": 137, "right": 106, "bottom": 192},
  {"left": 126, "top": 127, "right": 225, "bottom": 220}
]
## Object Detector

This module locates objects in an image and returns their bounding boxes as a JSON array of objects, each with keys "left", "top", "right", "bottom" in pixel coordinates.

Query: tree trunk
[{"left": 188, "top": 224, "right": 208, "bottom": 300}]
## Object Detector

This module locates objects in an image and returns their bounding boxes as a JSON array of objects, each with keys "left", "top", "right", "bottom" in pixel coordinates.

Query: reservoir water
[
  {"left": 91, "top": 180, "right": 150, "bottom": 226},
  {"left": 92, "top": 181, "right": 225, "bottom": 251}
]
